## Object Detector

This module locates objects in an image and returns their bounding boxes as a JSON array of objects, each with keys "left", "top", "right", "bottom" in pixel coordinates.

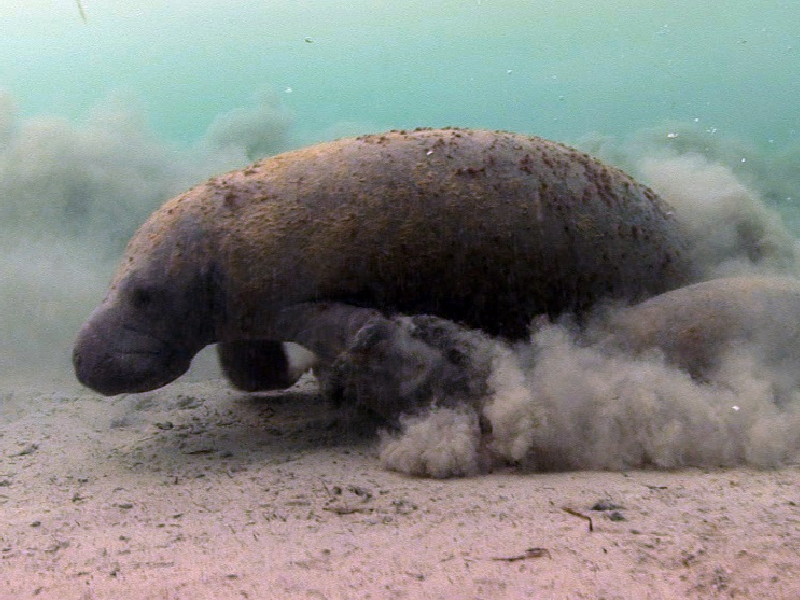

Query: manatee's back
[{"left": 208, "top": 128, "right": 694, "bottom": 338}]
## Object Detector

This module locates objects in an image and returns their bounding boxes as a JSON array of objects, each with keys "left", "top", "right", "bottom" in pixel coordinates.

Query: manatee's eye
[{"left": 130, "top": 287, "right": 154, "bottom": 310}]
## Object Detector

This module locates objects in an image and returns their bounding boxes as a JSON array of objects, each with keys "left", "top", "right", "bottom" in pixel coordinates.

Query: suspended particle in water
[
  {"left": 76, "top": 0, "right": 87, "bottom": 23},
  {"left": 285, "top": 87, "right": 293, "bottom": 94}
]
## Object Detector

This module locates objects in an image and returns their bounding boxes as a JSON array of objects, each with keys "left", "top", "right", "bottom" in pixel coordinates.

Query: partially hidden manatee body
[
  {"left": 314, "top": 276, "right": 800, "bottom": 420},
  {"left": 601, "top": 276, "right": 800, "bottom": 387},
  {"left": 73, "top": 127, "right": 695, "bottom": 400}
]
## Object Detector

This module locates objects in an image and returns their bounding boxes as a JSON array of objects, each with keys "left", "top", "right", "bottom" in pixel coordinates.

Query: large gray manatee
[{"left": 73, "top": 128, "right": 694, "bottom": 396}]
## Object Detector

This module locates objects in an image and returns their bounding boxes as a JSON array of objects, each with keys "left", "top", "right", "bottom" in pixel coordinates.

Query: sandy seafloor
[{"left": 1, "top": 363, "right": 799, "bottom": 600}]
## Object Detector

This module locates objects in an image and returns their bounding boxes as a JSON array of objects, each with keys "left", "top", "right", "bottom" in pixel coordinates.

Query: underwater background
[{"left": 2, "top": 0, "right": 799, "bottom": 384}]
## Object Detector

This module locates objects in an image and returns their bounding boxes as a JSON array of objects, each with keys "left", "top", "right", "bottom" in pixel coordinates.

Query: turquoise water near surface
[{"left": 3, "top": 1, "right": 798, "bottom": 145}]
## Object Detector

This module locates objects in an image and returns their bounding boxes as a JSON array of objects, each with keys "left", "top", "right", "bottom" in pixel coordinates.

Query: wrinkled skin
[
  {"left": 72, "top": 217, "right": 220, "bottom": 395},
  {"left": 73, "top": 128, "right": 695, "bottom": 396}
]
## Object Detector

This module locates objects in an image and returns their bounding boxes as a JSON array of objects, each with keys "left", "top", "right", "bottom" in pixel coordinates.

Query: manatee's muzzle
[{"left": 73, "top": 307, "right": 192, "bottom": 395}]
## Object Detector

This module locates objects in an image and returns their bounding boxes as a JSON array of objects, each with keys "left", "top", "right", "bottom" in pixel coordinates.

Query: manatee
[
  {"left": 602, "top": 276, "right": 800, "bottom": 385},
  {"left": 73, "top": 128, "right": 694, "bottom": 396}
]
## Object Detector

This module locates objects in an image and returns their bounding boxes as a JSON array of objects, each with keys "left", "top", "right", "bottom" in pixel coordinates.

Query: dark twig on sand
[
  {"left": 491, "top": 547, "right": 552, "bottom": 562},
  {"left": 563, "top": 507, "right": 594, "bottom": 532}
]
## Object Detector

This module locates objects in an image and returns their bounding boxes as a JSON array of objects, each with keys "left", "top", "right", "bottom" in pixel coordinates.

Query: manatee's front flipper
[
  {"left": 217, "top": 340, "right": 301, "bottom": 392},
  {"left": 217, "top": 304, "right": 381, "bottom": 394}
]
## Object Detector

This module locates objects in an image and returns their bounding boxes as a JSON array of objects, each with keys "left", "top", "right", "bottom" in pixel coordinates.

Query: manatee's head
[{"left": 73, "top": 205, "right": 220, "bottom": 395}]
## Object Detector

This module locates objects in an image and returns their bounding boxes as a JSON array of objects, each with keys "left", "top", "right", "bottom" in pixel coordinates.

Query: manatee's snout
[{"left": 73, "top": 306, "right": 192, "bottom": 395}]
